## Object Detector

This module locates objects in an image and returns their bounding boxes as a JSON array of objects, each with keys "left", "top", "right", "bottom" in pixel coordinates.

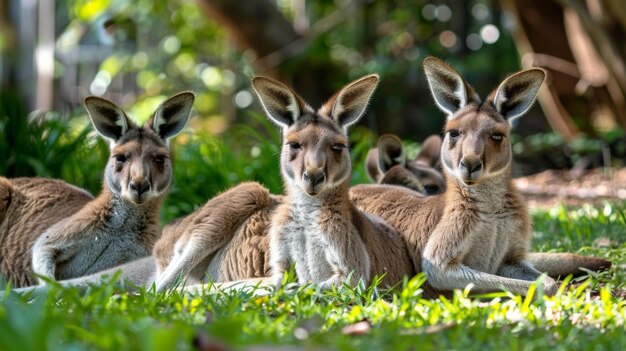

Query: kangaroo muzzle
[
  {"left": 303, "top": 169, "right": 326, "bottom": 195},
  {"left": 459, "top": 157, "right": 483, "bottom": 184}
]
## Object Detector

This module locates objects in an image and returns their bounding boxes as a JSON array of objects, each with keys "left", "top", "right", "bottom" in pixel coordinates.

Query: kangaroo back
[{"left": 0, "top": 177, "right": 93, "bottom": 286}]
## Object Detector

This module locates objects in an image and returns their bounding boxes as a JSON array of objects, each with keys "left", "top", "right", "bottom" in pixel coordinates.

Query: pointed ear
[
  {"left": 251, "top": 76, "right": 305, "bottom": 128},
  {"left": 152, "top": 92, "right": 194, "bottom": 141},
  {"left": 84, "top": 96, "right": 133, "bottom": 144},
  {"left": 365, "top": 148, "right": 382, "bottom": 182},
  {"left": 377, "top": 134, "right": 406, "bottom": 173},
  {"left": 327, "top": 74, "right": 379, "bottom": 128},
  {"left": 423, "top": 57, "right": 478, "bottom": 118},
  {"left": 491, "top": 69, "right": 545, "bottom": 124},
  {"left": 415, "top": 134, "right": 442, "bottom": 167}
]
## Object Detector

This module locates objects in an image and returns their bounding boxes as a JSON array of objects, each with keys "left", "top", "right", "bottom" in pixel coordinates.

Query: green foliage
[
  {"left": 0, "top": 90, "right": 106, "bottom": 192},
  {"left": 162, "top": 112, "right": 283, "bottom": 221}
]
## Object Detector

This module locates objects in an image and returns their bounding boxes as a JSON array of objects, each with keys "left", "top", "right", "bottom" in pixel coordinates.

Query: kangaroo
[
  {"left": 257, "top": 75, "right": 413, "bottom": 289},
  {"left": 0, "top": 92, "right": 194, "bottom": 287},
  {"left": 365, "top": 134, "right": 445, "bottom": 195},
  {"left": 153, "top": 75, "right": 414, "bottom": 291},
  {"left": 363, "top": 133, "right": 609, "bottom": 278},
  {"left": 348, "top": 57, "right": 608, "bottom": 296}
]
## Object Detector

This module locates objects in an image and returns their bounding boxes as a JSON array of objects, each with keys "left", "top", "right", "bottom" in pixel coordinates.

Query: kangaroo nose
[
  {"left": 303, "top": 171, "right": 325, "bottom": 186},
  {"left": 130, "top": 180, "right": 150, "bottom": 195},
  {"left": 460, "top": 159, "right": 483, "bottom": 174}
]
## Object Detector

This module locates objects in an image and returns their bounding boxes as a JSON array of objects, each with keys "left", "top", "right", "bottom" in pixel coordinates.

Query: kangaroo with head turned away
[
  {"left": 0, "top": 92, "right": 194, "bottom": 287},
  {"left": 349, "top": 57, "right": 610, "bottom": 296},
  {"left": 365, "top": 134, "right": 446, "bottom": 195}
]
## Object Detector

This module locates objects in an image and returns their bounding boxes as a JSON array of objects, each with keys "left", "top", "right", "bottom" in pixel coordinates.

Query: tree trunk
[{"left": 196, "top": 0, "right": 300, "bottom": 72}]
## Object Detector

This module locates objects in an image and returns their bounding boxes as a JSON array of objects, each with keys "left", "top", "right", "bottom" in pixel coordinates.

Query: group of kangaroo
[{"left": 0, "top": 57, "right": 611, "bottom": 298}]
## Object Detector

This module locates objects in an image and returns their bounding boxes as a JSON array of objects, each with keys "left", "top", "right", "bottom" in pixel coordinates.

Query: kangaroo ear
[
  {"left": 84, "top": 96, "right": 134, "bottom": 145},
  {"left": 365, "top": 148, "right": 382, "bottom": 182},
  {"left": 491, "top": 69, "right": 546, "bottom": 125},
  {"left": 327, "top": 74, "right": 379, "bottom": 129},
  {"left": 415, "top": 134, "right": 442, "bottom": 167},
  {"left": 423, "top": 57, "right": 479, "bottom": 118},
  {"left": 251, "top": 76, "right": 305, "bottom": 128},
  {"left": 152, "top": 92, "right": 195, "bottom": 141},
  {"left": 377, "top": 134, "right": 406, "bottom": 173}
]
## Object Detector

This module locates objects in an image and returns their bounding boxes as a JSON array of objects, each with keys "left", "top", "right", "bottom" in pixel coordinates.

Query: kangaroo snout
[
  {"left": 303, "top": 170, "right": 326, "bottom": 187},
  {"left": 459, "top": 158, "right": 483, "bottom": 183},
  {"left": 129, "top": 179, "right": 151, "bottom": 197}
]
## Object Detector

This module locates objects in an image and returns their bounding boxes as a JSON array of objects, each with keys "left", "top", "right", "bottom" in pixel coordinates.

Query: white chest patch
[{"left": 283, "top": 205, "right": 339, "bottom": 284}]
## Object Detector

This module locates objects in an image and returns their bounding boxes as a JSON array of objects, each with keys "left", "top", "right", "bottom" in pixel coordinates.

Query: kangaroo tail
[{"left": 527, "top": 252, "right": 612, "bottom": 278}]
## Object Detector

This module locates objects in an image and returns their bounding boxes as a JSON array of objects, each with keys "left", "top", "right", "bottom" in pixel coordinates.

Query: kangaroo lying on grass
[
  {"left": 363, "top": 132, "right": 609, "bottom": 278},
  {"left": 155, "top": 74, "right": 414, "bottom": 290},
  {"left": 365, "top": 134, "right": 446, "bottom": 195},
  {"left": 350, "top": 57, "right": 610, "bottom": 295},
  {"left": 0, "top": 92, "right": 193, "bottom": 287}
]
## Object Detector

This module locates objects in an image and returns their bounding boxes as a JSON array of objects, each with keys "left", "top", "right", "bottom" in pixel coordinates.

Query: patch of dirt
[{"left": 513, "top": 168, "right": 626, "bottom": 209}]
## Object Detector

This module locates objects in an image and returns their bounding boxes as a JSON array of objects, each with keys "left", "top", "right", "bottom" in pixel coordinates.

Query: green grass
[{"left": 1, "top": 203, "right": 624, "bottom": 351}]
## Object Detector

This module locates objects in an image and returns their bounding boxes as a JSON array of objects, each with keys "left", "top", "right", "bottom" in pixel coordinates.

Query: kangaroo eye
[
  {"left": 331, "top": 143, "right": 345, "bottom": 152},
  {"left": 154, "top": 155, "right": 166, "bottom": 164},
  {"left": 288, "top": 142, "right": 301, "bottom": 150},
  {"left": 448, "top": 130, "right": 460, "bottom": 138},
  {"left": 491, "top": 134, "right": 504, "bottom": 141},
  {"left": 114, "top": 155, "right": 127, "bottom": 164}
]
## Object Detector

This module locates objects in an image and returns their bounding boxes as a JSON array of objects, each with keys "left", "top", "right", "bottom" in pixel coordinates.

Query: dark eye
[
  {"left": 288, "top": 142, "right": 301, "bottom": 150},
  {"left": 154, "top": 155, "right": 166, "bottom": 164},
  {"left": 331, "top": 143, "right": 345, "bottom": 152},
  {"left": 491, "top": 134, "right": 504, "bottom": 141},
  {"left": 448, "top": 130, "right": 460, "bottom": 138},
  {"left": 114, "top": 155, "right": 127, "bottom": 164}
]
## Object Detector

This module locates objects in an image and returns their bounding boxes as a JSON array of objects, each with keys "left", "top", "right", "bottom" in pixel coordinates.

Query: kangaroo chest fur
[
  {"left": 281, "top": 196, "right": 355, "bottom": 284},
  {"left": 55, "top": 199, "right": 153, "bottom": 280},
  {"left": 448, "top": 186, "right": 528, "bottom": 274}
]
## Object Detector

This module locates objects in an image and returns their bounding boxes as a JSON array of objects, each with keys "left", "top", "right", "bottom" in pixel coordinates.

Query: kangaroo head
[
  {"left": 423, "top": 57, "right": 545, "bottom": 187},
  {"left": 365, "top": 134, "right": 445, "bottom": 195},
  {"left": 252, "top": 75, "right": 379, "bottom": 196},
  {"left": 84, "top": 92, "right": 194, "bottom": 204}
]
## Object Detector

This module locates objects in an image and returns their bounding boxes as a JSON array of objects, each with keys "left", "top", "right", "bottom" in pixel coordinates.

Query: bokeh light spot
[
  {"left": 466, "top": 33, "right": 482, "bottom": 50},
  {"left": 480, "top": 24, "right": 500, "bottom": 44},
  {"left": 439, "top": 30, "right": 458, "bottom": 48}
]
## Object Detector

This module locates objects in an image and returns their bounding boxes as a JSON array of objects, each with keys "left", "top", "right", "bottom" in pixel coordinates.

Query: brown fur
[
  {"left": 153, "top": 182, "right": 274, "bottom": 288},
  {"left": 0, "top": 177, "right": 94, "bottom": 286}
]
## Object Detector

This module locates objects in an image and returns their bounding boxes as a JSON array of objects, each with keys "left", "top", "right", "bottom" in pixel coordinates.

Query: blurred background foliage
[{"left": 2, "top": 0, "right": 626, "bottom": 221}]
